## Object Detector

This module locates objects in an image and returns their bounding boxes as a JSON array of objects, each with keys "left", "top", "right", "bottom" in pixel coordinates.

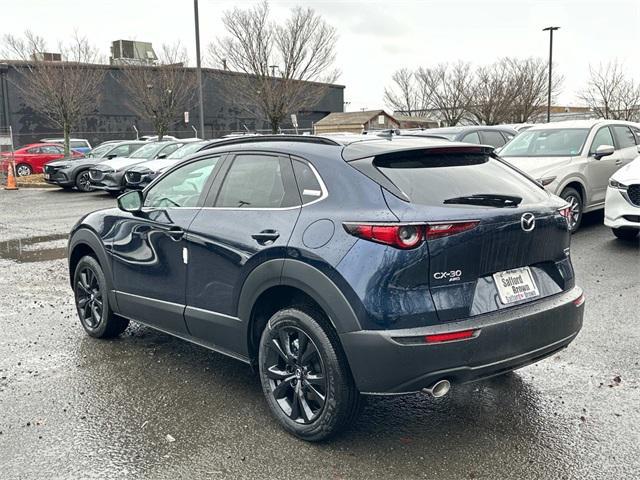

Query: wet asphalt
[{"left": 0, "top": 188, "right": 638, "bottom": 480}]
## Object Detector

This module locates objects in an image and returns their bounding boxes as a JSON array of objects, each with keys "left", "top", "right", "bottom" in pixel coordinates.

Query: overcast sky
[{"left": 4, "top": 0, "right": 640, "bottom": 111}]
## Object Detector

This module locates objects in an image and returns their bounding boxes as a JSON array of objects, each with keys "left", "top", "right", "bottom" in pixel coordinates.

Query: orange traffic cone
[{"left": 4, "top": 160, "right": 19, "bottom": 190}]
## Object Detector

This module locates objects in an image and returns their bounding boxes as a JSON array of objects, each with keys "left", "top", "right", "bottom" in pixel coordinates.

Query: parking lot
[{"left": 0, "top": 188, "right": 638, "bottom": 480}]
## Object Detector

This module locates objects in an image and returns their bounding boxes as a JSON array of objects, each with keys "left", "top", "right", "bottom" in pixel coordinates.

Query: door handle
[
  {"left": 251, "top": 229, "right": 280, "bottom": 244},
  {"left": 615, "top": 159, "right": 623, "bottom": 166},
  {"left": 165, "top": 226, "right": 185, "bottom": 241}
]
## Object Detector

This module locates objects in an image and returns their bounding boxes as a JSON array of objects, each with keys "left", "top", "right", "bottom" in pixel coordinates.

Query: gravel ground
[{"left": 0, "top": 188, "right": 638, "bottom": 480}]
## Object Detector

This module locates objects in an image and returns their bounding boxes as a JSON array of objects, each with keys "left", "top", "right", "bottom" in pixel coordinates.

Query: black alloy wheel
[
  {"left": 258, "top": 308, "right": 362, "bottom": 441},
  {"left": 263, "top": 326, "right": 327, "bottom": 424},
  {"left": 73, "top": 255, "right": 129, "bottom": 338},
  {"left": 75, "top": 265, "right": 103, "bottom": 329},
  {"left": 75, "top": 170, "right": 93, "bottom": 192}
]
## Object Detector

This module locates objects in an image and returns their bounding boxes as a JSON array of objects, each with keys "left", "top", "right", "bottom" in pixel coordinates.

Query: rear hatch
[{"left": 357, "top": 146, "right": 574, "bottom": 322}]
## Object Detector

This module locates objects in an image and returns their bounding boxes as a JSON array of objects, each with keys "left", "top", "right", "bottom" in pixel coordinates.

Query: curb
[{"left": 16, "top": 182, "right": 57, "bottom": 189}]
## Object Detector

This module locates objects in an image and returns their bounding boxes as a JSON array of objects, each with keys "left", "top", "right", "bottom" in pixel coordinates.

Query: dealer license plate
[{"left": 493, "top": 267, "right": 540, "bottom": 304}]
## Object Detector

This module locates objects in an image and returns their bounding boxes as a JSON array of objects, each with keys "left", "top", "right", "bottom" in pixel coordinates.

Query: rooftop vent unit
[
  {"left": 32, "top": 52, "right": 62, "bottom": 62},
  {"left": 110, "top": 40, "right": 157, "bottom": 66}
]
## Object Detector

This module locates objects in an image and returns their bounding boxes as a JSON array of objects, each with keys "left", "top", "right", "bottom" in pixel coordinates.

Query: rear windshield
[{"left": 376, "top": 152, "right": 546, "bottom": 206}]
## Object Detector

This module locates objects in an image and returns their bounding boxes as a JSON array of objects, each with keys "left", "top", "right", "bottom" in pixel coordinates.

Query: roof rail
[{"left": 202, "top": 134, "right": 341, "bottom": 150}]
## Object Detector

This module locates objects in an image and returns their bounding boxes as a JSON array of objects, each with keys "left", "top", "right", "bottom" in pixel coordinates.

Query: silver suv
[{"left": 500, "top": 120, "right": 640, "bottom": 231}]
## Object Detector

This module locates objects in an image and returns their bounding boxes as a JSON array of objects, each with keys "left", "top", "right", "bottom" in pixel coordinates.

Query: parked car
[
  {"left": 0, "top": 143, "right": 83, "bottom": 176},
  {"left": 68, "top": 134, "right": 584, "bottom": 441},
  {"left": 44, "top": 141, "right": 146, "bottom": 191},
  {"left": 499, "top": 120, "right": 640, "bottom": 232},
  {"left": 124, "top": 140, "right": 213, "bottom": 190},
  {"left": 41, "top": 138, "right": 92, "bottom": 154},
  {"left": 605, "top": 155, "right": 640, "bottom": 240},
  {"left": 88, "top": 141, "right": 187, "bottom": 194},
  {"left": 402, "top": 125, "right": 517, "bottom": 148},
  {"left": 140, "top": 135, "right": 178, "bottom": 142}
]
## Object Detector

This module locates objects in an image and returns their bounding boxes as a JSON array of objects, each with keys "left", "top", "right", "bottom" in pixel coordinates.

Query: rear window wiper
[{"left": 442, "top": 194, "right": 522, "bottom": 208}]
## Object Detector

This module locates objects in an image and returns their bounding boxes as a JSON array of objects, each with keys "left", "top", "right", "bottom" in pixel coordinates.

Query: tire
[
  {"left": 258, "top": 307, "right": 362, "bottom": 442},
  {"left": 73, "top": 255, "right": 129, "bottom": 338},
  {"left": 15, "top": 163, "right": 32, "bottom": 177},
  {"left": 560, "top": 187, "right": 583, "bottom": 233},
  {"left": 612, "top": 227, "right": 639, "bottom": 241},
  {"left": 74, "top": 170, "right": 93, "bottom": 192}
]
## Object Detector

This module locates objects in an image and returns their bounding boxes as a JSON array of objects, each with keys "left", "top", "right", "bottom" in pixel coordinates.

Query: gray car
[
  {"left": 43, "top": 141, "right": 146, "bottom": 191},
  {"left": 499, "top": 120, "right": 640, "bottom": 231},
  {"left": 88, "top": 141, "right": 187, "bottom": 195}
]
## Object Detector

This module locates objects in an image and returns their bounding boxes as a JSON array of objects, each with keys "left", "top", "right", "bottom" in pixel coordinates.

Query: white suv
[
  {"left": 605, "top": 156, "right": 640, "bottom": 240},
  {"left": 500, "top": 120, "right": 640, "bottom": 231}
]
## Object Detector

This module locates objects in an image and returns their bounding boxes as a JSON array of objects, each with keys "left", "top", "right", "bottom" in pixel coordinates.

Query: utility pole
[
  {"left": 194, "top": 0, "right": 205, "bottom": 138},
  {"left": 542, "top": 26, "right": 560, "bottom": 123},
  {"left": 269, "top": 65, "right": 278, "bottom": 77}
]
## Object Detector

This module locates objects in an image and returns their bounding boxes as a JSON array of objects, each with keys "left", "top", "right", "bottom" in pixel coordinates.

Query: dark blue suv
[{"left": 67, "top": 135, "right": 585, "bottom": 441}]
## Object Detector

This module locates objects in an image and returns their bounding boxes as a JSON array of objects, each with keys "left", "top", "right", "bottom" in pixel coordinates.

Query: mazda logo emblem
[{"left": 521, "top": 213, "right": 536, "bottom": 232}]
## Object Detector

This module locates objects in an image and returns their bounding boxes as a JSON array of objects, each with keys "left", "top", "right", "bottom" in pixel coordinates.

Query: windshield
[
  {"left": 129, "top": 142, "right": 168, "bottom": 159},
  {"left": 500, "top": 128, "right": 589, "bottom": 157},
  {"left": 87, "top": 144, "right": 112, "bottom": 158},
  {"left": 167, "top": 142, "right": 205, "bottom": 159}
]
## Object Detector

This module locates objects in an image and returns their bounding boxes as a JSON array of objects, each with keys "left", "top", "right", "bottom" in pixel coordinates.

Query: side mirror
[
  {"left": 107, "top": 154, "right": 117, "bottom": 159},
  {"left": 117, "top": 190, "right": 143, "bottom": 213},
  {"left": 594, "top": 144, "right": 615, "bottom": 160},
  {"left": 157, "top": 154, "right": 167, "bottom": 159}
]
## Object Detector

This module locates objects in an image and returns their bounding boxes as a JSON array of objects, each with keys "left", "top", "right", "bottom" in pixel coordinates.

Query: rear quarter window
[{"left": 375, "top": 151, "right": 547, "bottom": 206}]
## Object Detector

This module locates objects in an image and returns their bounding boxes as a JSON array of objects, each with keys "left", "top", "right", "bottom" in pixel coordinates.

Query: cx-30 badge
[{"left": 521, "top": 212, "right": 536, "bottom": 232}]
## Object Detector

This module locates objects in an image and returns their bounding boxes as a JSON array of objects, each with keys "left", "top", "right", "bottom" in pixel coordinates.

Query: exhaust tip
[{"left": 423, "top": 379, "right": 451, "bottom": 398}]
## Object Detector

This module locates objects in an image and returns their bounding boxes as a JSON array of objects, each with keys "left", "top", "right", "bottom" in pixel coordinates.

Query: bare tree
[
  {"left": 384, "top": 68, "right": 424, "bottom": 115},
  {"left": 1, "top": 31, "right": 104, "bottom": 156},
  {"left": 209, "top": 1, "right": 338, "bottom": 133},
  {"left": 466, "top": 59, "right": 518, "bottom": 125},
  {"left": 415, "top": 62, "right": 472, "bottom": 126},
  {"left": 580, "top": 61, "right": 640, "bottom": 120},
  {"left": 507, "top": 57, "right": 562, "bottom": 122},
  {"left": 117, "top": 43, "right": 196, "bottom": 140}
]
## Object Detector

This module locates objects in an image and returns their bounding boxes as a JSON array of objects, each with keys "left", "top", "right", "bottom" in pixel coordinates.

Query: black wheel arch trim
[
  {"left": 68, "top": 228, "right": 118, "bottom": 311},
  {"left": 237, "top": 258, "right": 362, "bottom": 336}
]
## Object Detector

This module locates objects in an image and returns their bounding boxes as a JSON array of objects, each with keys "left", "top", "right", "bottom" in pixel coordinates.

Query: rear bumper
[{"left": 340, "top": 286, "right": 584, "bottom": 394}]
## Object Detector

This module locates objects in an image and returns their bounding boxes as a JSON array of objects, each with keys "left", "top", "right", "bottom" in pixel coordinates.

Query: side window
[
  {"left": 41, "top": 145, "right": 61, "bottom": 154},
  {"left": 631, "top": 126, "right": 640, "bottom": 143},
  {"left": 461, "top": 131, "right": 480, "bottom": 144},
  {"left": 612, "top": 125, "right": 636, "bottom": 149},
  {"left": 480, "top": 131, "right": 506, "bottom": 147},
  {"left": 293, "top": 159, "right": 324, "bottom": 204},
  {"left": 590, "top": 127, "right": 615, "bottom": 154},
  {"left": 215, "top": 154, "right": 298, "bottom": 208},
  {"left": 128, "top": 144, "right": 144, "bottom": 155},
  {"left": 144, "top": 157, "right": 219, "bottom": 208},
  {"left": 27, "top": 147, "right": 41, "bottom": 154},
  {"left": 109, "top": 145, "right": 130, "bottom": 157},
  {"left": 159, "top": 144, "right": 180, "bottom": 157}
]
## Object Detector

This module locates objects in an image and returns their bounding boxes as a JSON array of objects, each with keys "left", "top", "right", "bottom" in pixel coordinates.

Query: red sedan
[{"left": 1, "top": 143, "right": 83, "bottom": 176}]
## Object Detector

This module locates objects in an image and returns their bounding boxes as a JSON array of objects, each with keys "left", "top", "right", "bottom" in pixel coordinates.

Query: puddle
[{"left": 0, "top": 233, "right": 69, "bottom": 263}]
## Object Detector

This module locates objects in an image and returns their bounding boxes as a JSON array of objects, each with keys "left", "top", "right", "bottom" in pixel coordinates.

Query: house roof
[
  {"left": 393, "top": 114, "right": 437, "bottom": 124},
  {"left": 315, "top": 110, "right": 393, "bottom": 126}
]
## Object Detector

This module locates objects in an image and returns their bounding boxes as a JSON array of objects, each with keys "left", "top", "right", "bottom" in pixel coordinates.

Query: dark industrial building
[{"left": 0, "top": 62, "right": 344, "bottom": 147}]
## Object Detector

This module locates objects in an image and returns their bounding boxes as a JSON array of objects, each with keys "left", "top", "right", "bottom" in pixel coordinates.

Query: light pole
[
  {"left": 194, "top": 0, "right": 205, "bottom": 138},
  {"left": 269, "top": 65, "right": 279, "bottom": 77},
  {"left": 542, "top": 26, "right": 560, "bottom": 123}
]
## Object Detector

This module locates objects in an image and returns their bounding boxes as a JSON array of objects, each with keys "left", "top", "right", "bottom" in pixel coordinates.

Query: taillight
[
  {"left": 343, "top": 223, "right": 423, "bottom": 249},
  {"left": 573, "top": 293, "right": 585, "bottom": 307},
  {"left": 425, "top": 221, "right": 479, "bottom": 240},
  {"left": 425, "top": 329, "right": 478, "bottom": 344},
  {"left": 343, "top": 221, "right": 479, "bottom": 248}
]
